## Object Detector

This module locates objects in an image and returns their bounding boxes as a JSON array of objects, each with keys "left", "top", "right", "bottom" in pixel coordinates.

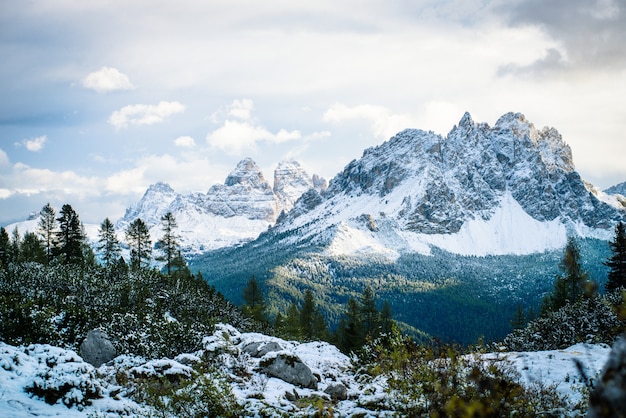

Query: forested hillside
[{"left": 191, "top": 236, "right": 611, "bottom": 344}]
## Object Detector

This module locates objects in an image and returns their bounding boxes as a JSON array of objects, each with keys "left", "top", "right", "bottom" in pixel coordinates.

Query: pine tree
[
  {"left": 20, "top": 231, "right": 46, "bottom": 263},
  {"left": 10, "top": 227, "right": 20, "bottom": 263},
  {"left": 361, "top": 286, "right": 380, "bottom": 339},
  {"left": 284, "top": 302, "right": 301, "bottom": 339},
  {"left": 542, "top": 237, "right": 590, "bottom": 313},
  {"left": 242, "top": 275, "right": 266, "bottom": 322},
  {"left": 338, "top": 297, "right": 364, "bottom": 353},
  {"left": 300, "top": 289, "right": 316, "bottom": 340},
  {"left": 0, "top": 227, "right": 10, "bottom": 268},
  {"left": 380, "top": 300, "right": 393, "bottom": 335},
  {"left": 156, "top": 212, "right": 180, "bottom": 275},
  {"left": 97, "top": 218, "right": 121, "bottom": 267},
  {"left": 37, "top": 203, "right": 56, "bottom": 264},
  {"left": 125, "top": 218, "right": 152, "bottom": 270},
  {"left": 54, "top": 204, "right": 86, "bottom": 264},
  {"left": 510, "top": 304, "right": 526, "bottom": 330},
  {"left": 605, "top": 222, "right": 626, "bottom": 292}
]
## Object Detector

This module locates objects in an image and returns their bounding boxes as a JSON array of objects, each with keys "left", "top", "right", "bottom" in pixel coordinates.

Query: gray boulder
[
  {"left": 243, "top": 341, "right": 283, "bottom": 358},
  {"left": 80, "top": 330, "right": 116, "bottom": 367},
  {"left": 260, "top": 353, "right": 318, "bottom": 389}
]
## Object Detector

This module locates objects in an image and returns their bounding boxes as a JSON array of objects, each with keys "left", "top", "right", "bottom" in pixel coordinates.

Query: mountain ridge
[{"left": 269, "top": 111, "right": 625, "bottom": 258}]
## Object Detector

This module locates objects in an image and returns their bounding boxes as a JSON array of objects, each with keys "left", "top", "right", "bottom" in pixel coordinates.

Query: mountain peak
[
  {"left": 459, "top": 111, "right": 474, "bottom": 127},
  {"left": 145, "top": 182, "right": 176, "bottom": 195},
  {"left": 224, "top": 158, "right": 270, "bottom": 190}
]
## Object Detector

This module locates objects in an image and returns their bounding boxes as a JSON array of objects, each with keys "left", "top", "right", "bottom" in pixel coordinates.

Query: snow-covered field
[{"left": 0, "top": 325, "right": 613, "bottom": 417}]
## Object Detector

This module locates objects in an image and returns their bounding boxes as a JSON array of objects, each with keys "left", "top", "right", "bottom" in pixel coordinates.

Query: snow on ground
[
  {"left": 322, "top": 192, "right": 570, "bottom": 259},
  {"left": 485, "top": 343, "right": 611, "bottom": 407},
  {"left": 419, "top": 192, "right": 568, "bottom": 256},
  {"left": 0, "top": 327, "right": 614, "bottom": 417}
]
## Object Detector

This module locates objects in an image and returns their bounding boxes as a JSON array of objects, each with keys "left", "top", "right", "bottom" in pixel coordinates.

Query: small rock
[
  {"left": 243, "top": 341, "right": 283, "bottom": 358},
  {"left": 324, "top": 382, "right": 348, "bottom": 401},
  {"left": 285, "top": 389, "right": 300, "bottom": 402}
]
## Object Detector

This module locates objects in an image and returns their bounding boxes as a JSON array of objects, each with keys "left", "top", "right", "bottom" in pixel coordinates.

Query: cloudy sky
[{"left": 1, "top": 0, "right": 625, "bottom": 225}]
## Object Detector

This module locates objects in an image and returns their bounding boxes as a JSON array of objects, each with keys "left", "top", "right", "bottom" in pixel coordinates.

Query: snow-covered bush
[
  {"left": 23, "top": 345, "right": 104, "bottom": 408},
  {"left": 503, "top": 295, "right": 623, "bottom": 351},
  {"left": 110, "top": 355, "right": 242, "bottom": 418}
]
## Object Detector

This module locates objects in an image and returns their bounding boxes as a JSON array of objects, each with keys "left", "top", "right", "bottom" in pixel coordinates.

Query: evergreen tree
[
  {"left": 380, "top": 300, "right": 393, "bottom": 335},
  {"left": 284, "top": 302, "right": 301, "bottom": 339},
  {"left": 311, "top": 309, "right": 328, "bottom": 341},
  {"left": 0, "top": 227, "right": 10, "bottom": 267},
  {"left": 510, "top": 304, "right": 526, "bottom": 330},
  {"left": 125, "top": 218, "right": 152, "bottom": 270},
  {"left": 80, "top": 223, "right": 96, "bottom": 267},
  {"left": 605, "top": 221, "right": 626, "bottom": 292},
  {"left": 156, "top": 212, "right": 180, "bottom": 275},
  {"left": 97, "top": 218, "right": 121, "bottom": 267},
  {"left": 300, "top": 289, "right": 316, "bottom": 340},
  {"left": 274, "top": 312, "right": 285, "bottom": 331},
  {"left": 37, "top": 203, "right": 56, "bottom": 264},
  {"left": 361, "top": 286, "right": 380, "bottom": 339},
  {"left": 10, "top": 227, "right": 20, "bottom": 263},
  {"left": 542, "top": 237, "right": 590, "bottom": 313},
  {"left": 171, "top": 250, "right": 191, "bottom": 279},
  {"left": 242, "top": 275, "right": 266, "bottom": 322},
  {"left": 338, "top": 297, "right": 364, "bottom": 353},
  {"left": 54, "top": 204, "right": 86, "bottom": 264},
  {"left": 20, "top": 231, "right": 46, "bottom": 263}
]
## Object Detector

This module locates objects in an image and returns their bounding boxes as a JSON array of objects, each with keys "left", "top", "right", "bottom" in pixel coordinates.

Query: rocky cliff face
[
  {"left": 202, "top": 158, "right": 278, "bottom": 222},
  {"left": 116, "top": 158, "right": 325, "bottom": 252},
  {"left": 274, "top": 160, "right": 327, "bottom": 215},
  {"left": 274, "top": 112, "right": 625, "bottom": 257}
]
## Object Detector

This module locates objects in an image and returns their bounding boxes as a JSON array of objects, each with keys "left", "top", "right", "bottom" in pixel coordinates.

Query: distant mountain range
[
  {"left": 258, "top": 112, "right": 625, "bottom": 258},
  {"left": 114, "top": 158, "right": 326, "bottom": 253},
  {"left": 187, "top": 112, "right": 625, "bottom": 344},
  {"left": 6, "top": 113, "right": 625, "bottom": 258}
]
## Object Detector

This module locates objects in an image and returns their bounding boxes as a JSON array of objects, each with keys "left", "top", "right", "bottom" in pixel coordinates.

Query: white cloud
[
  {"left": 105, "top": 167, "right": 147, "bottom": 195},
  {"left": 0, "top": 189, "right": 13, "bottom": 199},
  {"left": 207, "top": 120, "right": 300, "bottom": 154},
  {"left": 24, "top": 135, "right": 47, "bottom": 152},
  {"left": 82, "top": 67, "right": 134, "bottom": 93},
  {"left": 174, "top": 136, "right": 196, "bottom": 148},
  {"left": 227, "top": 99, "right": 254, "bottom": 121},
  {"left": 323, "top": 104, "right": 414, "bottom": 140},
  {"left": 108, "top": 101, "right": 186, "bottom": 129},
  {"left": 9, "top": 163, "right": 101, "bottom": 198},
  {"left": 207, "top": 99, "right": 301, "bottom": 154},
  {"left": 105, "top": 153, "right": 225, "bottom": 195},
  {"left": 0, "top": 149, "right": 10, "bottom": 167}
]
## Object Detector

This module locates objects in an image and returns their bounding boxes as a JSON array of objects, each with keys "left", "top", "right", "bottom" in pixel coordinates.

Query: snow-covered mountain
[
  {"left": 605, "top": 181, "right": 626, "bottom": 197},
  {"left": 116, "top": 158, "right": 326, "bottom": 253},
  {"left": 269, "top": 112, "right": 625, "bottom": 258}
]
